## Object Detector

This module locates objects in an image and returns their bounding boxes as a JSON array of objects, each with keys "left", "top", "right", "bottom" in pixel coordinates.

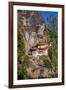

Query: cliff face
[
  {"left": 18, "top": 10, "right": 45, "bottom": 54},
  {"left": 17, "top": 10, "right": 58, "bottom": 79}
]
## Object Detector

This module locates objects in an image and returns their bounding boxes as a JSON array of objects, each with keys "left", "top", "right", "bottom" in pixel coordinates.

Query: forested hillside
[{"left": 17, "top": 10, "right": 58, "bottom": 79}]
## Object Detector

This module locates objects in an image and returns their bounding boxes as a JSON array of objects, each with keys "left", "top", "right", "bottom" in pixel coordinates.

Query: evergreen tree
[{"left": 17, "top": 31, "right": 29, "bottom": 79}]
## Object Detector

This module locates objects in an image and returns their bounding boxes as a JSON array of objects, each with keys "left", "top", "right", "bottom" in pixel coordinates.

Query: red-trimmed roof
[
  {"left": 30, "top": 43, "right": 48, "bottom": 51},
  {"left": 30, "top": 47, "right": 48, "bottom": 51},
  {"left": 38, "top": 43, "right": 48, "bottom": 45}
]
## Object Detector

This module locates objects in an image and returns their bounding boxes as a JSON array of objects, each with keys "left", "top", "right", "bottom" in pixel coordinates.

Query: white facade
[
  {"left": 32, "top": 49, "right": 48, "bottom": 57},
  {"left": 38, "top": 44, "right": 48, "bottom": 49}
]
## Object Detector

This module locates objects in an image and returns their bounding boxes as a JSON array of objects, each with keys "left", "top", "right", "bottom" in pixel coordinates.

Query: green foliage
[
  {"left": 17, "top": 31, "right": 30, "bottom": 79},
  {"left": 45, "top": 15, "right": 58, "bottom": 73},
  {"left": 17, "top": 11, "right": 58, "bottom": 79},
  {"left": 39, "top": 55, "right": 48, "bottom": 61}
]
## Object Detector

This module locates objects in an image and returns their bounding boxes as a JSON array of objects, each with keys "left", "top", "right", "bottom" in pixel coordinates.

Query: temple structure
[{"left": 30, "top": 43, "right": 49, "bottom": 58}]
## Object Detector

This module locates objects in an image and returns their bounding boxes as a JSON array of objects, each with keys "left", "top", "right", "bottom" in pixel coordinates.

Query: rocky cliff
[
  {"left": 17, "top": 10, "right": 58, "bottom": 79},
  {"left": 18, "top": 10, "right": 45, "bottom": 54}
]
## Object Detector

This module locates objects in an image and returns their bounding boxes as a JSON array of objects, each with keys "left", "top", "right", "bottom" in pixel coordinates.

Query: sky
[{"left": 40, "top": 11, "right": 58, "bottom": 23}]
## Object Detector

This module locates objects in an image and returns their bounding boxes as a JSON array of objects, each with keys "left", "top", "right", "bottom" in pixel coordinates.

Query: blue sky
[{"left": 40, "top": 11, "right": 58, "bottom": 23}]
